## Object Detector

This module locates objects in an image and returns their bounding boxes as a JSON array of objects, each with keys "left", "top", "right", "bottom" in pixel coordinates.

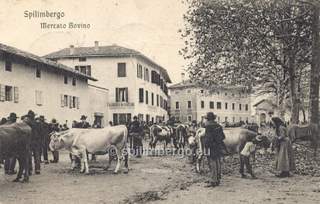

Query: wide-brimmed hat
[
  {"left": 205, "top": 112, "right": 216, "bottom": 120},
  {"left": 7, "top": 112, "right": 18, "bottom": 120},
  {"left": 22, "top": 110, "right": 36, "bottom": 119},
  {"left": 39, "top": 115, "right": 46, "bottom": 121},
  {"left": 133, "top": 116, "right": 138, "bottom": 120},
  {"left": 255, "top": 134, "right": 263, "bottom": 142},
  {"left": 80, "top": 115, "right": 87, "bottom": 120}
]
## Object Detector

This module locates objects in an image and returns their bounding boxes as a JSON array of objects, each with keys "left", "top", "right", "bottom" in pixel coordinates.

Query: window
[
  {"left": 72, "top": 96, "right": 77, "bottom": 108},
  {"left": 201, "top": 101, "right": 204, "bottom": 109},
  {"left": 0, "top": 85, "right": 13, "bottom": 102},
  {"left": 232, "top": 103, "right": 235, "bottom": 110},
  {"left": 245, "top": 104, "right": 249, "bottom": 111},
  {"left": 137, "top": 64, "right": 143, "bottom": 79},
  {"left": 36, "top": 68, "right": 41, "bottom": 78},
  {"left": 151, "top": 71, "right": 160, "bottom": 84},
  {"left": 160, "top": 96, "right": 163, "bottom": 108},
  {"left": 225, "top": 117, "right": 228, "bottom": 122},
  {"left": 233, "top": 117, "right": 235, "bottom": 122},
  {"left": 225, "top": 102, "right": 228, "bottom": 110},
  {"left": 157, "top": 94, "right": 159, "bottom": 106},
  {"left": 63, "top": 95, "right": 68, "bottom": 107},
  {"left": 72, "top": 78, "right": 76, "bottom": 86},
  {"left": 200, "top": 89, "right": 204, "bottom": 94},
  {"left": 35, "top": 90, "right": 43, "bottom": 106},
  {"left": 239, "top": 104, "right": 242, "bottom": 111},
  {"left": 116, "top": 87, "right": 128, "bottom": 102},
  {"left": 79, "top": 57, "right": 86, "bottom": 62},
  {"left": 176, "top": 101, "right": 180, "bottom": 109},
  {"left": 217, "top": 102, "right": 222, "bottom": 109},
  {"left": 139, "top": 88, "right": 144, "bottom": 103},
  {"left": 151, "top": 93, "right": 154, "bottom": 105},
  {"left": 188, "top": 116, "right": 192, "bottom": 122},
  {"left": 187, "top": 101, "right": 192, "bottom": 109},
  {"left": 5, "top": 60, "right": 12, "bottom": 72},
  {"left": 145, "top": 90, "right": 149, "bottom": 104},
  {"left": 5, "top": 86, "right": 12, "bottom": 101},
  {"left": 64, "top": 76, "right": 68, "bottom": 84},
  {"left": 225, "top": 92, "right": 228, "bottom": 96},
  {"left": 75, "top": 65, "right": 91, "bottom": 76},
  {"left": 117, "top": 63, "right": 126, "bottom": 77},
  {"left": 210, "top": 101, "right": 214, "bottom": 109}
]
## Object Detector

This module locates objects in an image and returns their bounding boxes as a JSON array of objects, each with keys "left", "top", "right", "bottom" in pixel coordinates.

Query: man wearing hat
[
  {"left": 49, "top": 118, "right": 60, "bottom": 163},
  {"left": 23, "top": 110, "right": 42, "bottom": 174},
  {"left": 203, "top": 112, "right": 226, "bottom": 187},
  {"left": 38, "top": 116, "right": 50, "bottom": 164},
  {"left": 129, "top": 116, "right": 143, "bottom": 158},
  {"left": 3, "top": 112, "right": 18, "bottom": 174},
  {"left": 79, "top": 115, "right": 90, "bottom": 129}
]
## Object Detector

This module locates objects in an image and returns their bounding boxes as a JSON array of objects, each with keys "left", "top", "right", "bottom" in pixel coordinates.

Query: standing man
[
  {"left": 129, "top": 116, "right": 143, "bottom": 158},
  {"left": 23, "top": 110, "right": 41, "bottom": 175},
  {"left": 39, "top": 116, "right": 50, "bottom": 164},
  {"left": 203, "top": 112, "right": 226, "bottom": 187},
  {"left": 79, "top": 115, "right": 90, "bottom": 128},
  {"left": 4, "top": 112, "right": 18, "bottom": 174},
  {"left": 49, "top": 119, "right": 60, "bottom": 163}
]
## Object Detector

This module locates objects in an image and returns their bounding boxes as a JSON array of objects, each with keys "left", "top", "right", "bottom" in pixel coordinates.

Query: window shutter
[
  {"left": 125, "top": 88, "right": 128, "bottom": 102},
  {"left": 0, "top": 84, "right": 5, "bottom": 102},
  {"left": 76, "top": 97, "right": 80, "bottom": 109},
  {"left": 60, "top": 94, "right": 64, "bottom": 107},
  {"left": 69, "top": 96, "right": 72, "bottom": 108},
  {"left": 115, "top": 88, "right": 119, "bottom": 102},
  {"left": 13, "top": 86, "right": 19, "bottom": 103}
]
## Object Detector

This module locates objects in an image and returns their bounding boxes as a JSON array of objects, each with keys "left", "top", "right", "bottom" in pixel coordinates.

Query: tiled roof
[
  {"left": 169, "top": 80, "right": 247, "bottom": 90},
  {"left": 0, "top": 43, "right": 97, "bottom": 81},
  {"left": 44, "top": 44, "right": 171, "bottom": 83}
]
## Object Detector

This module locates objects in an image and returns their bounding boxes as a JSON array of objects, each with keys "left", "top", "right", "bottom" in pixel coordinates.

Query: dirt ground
[{"left": 1, "top": 149, "right": 320, "bottom": 204}]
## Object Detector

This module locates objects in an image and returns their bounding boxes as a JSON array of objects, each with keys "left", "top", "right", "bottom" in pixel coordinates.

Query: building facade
[
  {"left": 0, "top": 43, "right": 108, "bottom": 127},
  {"left": 45, "top": 42, "right": 171, "bottom": 125},
  {"left": 169, "top": 80, "right": 252, "bottom": 123}
]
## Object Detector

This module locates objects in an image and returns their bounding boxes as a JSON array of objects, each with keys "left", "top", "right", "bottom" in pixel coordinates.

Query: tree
[{"left": 180, "top": 0, "right": 314, "bottom": 124}]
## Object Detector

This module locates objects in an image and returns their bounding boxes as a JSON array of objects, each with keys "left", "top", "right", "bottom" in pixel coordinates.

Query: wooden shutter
[
  {"left": 125, "top": 88, "right": 128, "bottom": 102},
  {"left": 115, "top": 88, "right": 119, "bottom": 102},
  {"left": 0, "top": 84, "right": 5, "bottom": 101},
  {"left": 13, "top": 86, "right": 19, "bottom": 103},
  {"left": 61, "top": 94, "right": 64, "bottom": 107},
  {"left": 76, "top": 97, "right": 80, "bottom": 109},
  {"left": 69, "top": 96, "right": 72, "bottom": 108}
]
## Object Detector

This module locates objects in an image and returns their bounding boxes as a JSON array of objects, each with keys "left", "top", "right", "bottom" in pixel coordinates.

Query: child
[{"left": 239, "top": 136, "right": 261, "bottom": 179}]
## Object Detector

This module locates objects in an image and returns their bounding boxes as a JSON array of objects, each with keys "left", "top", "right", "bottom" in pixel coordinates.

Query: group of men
[{"left": 0, "top": 110, "right": 66, "bottom": 175}]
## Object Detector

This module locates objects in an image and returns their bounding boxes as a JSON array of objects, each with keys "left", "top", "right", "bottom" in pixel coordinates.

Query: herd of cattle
[{"left": 0, "top": 117, "right": 319, "bottom": 183}]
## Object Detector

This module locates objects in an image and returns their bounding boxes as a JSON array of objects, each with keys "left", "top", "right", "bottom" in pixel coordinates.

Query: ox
[
  {"left": 49, "top": 125, "right": 129, "bottom": 174},
  {"left": 189, "top": 127, "right": 270, "bottom": 173},
  {"left": 149, "top": 125, "right": 173, "bottom": 150},
  {"left": 288, "top": 123, "right": 319, "bottom": 158},
  {"left": 175, "top": 124, "right": 189, "bottom": 150},
  {"left": 0, "top": 122, "right": 31, "bottom": 182}
]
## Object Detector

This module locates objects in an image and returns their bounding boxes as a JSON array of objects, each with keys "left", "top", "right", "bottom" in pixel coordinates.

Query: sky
[{"left": 0, "top": 0, "right": 188, "bottom": 84}]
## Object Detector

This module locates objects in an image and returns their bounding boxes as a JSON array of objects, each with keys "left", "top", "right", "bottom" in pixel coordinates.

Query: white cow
[{"left": 49, "top": 125, "right": 129, "bottom": 174}]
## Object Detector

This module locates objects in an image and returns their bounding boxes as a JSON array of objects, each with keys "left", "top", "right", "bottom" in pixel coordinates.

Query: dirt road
[{"left": 0, "top": 150, "right": 320, "bottom": 204}]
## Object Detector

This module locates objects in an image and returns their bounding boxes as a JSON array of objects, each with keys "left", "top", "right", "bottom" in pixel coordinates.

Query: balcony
[{"left": 108, "top": 102, "right": 135, "bottom": 109}]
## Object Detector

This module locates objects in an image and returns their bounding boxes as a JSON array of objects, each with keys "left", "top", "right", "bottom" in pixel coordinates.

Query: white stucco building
[
  {"left": 0, "top": 43, "right": 108, "bottom": 127},
  {"left": 169, "top": 79, "right": 252, "bottom": 123},
  {"left": 45, "top": 42, "right": 171, "bottom": 125}
]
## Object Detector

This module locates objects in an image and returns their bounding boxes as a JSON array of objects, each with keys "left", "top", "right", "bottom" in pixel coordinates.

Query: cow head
[{"left": 49, "top": 132, "right": 65, "bottom": 151}]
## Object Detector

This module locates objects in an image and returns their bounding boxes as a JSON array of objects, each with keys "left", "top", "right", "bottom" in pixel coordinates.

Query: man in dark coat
[
  {"left": 23, "top": 110, "right": 42, "bottom": 175},
  {"left": 129, "top": 116, "right": 143, "bottom": 158},
  {"left": 38, "top": 116, "right": 50, "bottom": 164},
  {"left": 49, "top": 119, "right": 60, "bottom": 163},
  {"left": 4, "top": 112, "right": 18, "bottom": 174},
  {"left": 204, "top": 112, "right": 226, "bottom": 187},
  {"left": 78, "top": 115, "right": 90, "bottom": 128}
]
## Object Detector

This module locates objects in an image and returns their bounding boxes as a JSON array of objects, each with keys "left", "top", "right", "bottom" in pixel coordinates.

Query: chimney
[
  {"left": 94, "top": 41, "right": 99, "bottom": 51},
  {"left": 70, "top": 45, "right": 75, "bottom": 55},
  {"left": 181, "top": 72, "right": 185, "bottom": 83}
]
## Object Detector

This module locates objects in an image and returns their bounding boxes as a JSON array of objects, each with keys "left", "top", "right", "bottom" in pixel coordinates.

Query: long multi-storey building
[
  {"left": 45, "top": 41, "right": 171, "bottom": 125},
  {"left": 0, "top": 43, "right": 108, "bottom": 127},
  {"left": 169, "top": 79, "right": 252, "bottom": 123}
]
